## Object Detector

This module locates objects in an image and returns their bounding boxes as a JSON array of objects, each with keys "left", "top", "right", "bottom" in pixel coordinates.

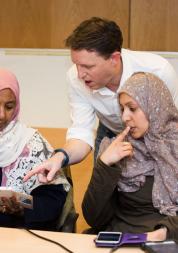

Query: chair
[
  {"left": 56, "top": 166, "right": 79, "bottom": 233},
  {"left": 83, "top": 227, "right": 99, "bottom": 234}
]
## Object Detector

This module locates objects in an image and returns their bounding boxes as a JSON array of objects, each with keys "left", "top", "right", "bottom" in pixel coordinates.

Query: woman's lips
[{"left": 130, "top": 127, "right": 136, "bottom": 134}]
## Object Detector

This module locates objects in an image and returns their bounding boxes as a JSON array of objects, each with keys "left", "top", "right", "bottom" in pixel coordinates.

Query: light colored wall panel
[
  {"left": 130, "top": 0, "right": 178, "bottom": 51},
  {"left": 1, "top": 49, "right": 178, "bottom": 129},
  {"left": 0, "top": 48, "right": 72, "bottom": 128}
]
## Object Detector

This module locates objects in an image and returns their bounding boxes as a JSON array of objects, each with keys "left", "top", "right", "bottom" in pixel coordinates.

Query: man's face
[{"left": 71, "top": 49, "right": 120, "bottom": 90}]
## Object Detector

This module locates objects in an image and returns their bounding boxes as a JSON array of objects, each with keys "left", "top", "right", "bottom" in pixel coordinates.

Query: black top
[
  {"left": 82, "top": 158, "right": 178, "bottom": 241},
  {"left": 0, "top": 182, "right": 67, "bottom": 231}
]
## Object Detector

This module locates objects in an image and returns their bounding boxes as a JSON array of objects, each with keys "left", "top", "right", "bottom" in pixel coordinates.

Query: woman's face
[
  {"left": 0, "top": 88, "right": 16, "bottom": 131},
  {"left": 119, "top": 93, "right": 149, "bottom": 139}
]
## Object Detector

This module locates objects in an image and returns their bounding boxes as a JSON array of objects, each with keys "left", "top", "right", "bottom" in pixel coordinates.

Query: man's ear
[{"left": 110, "top": 52, "right": 121, "bottom": 65}]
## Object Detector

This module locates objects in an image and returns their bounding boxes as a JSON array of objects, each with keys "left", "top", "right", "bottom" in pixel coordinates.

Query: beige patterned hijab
[
  {"left": 97, "top": 72, "right": 178, "bottom": 216},
  {"left": 117, "top": 72, "right": 178, "bottom": 216}
]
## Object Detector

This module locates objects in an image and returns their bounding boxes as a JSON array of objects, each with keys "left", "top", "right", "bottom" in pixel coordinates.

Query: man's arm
[
  {"left": 24, "top": 139, "right": 91, "bottom": 183},
  {"left": 64, "top": 138, "right": 92, "bottom": 164}
]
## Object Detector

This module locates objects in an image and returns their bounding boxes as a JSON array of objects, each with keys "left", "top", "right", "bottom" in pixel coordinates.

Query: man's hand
[
  {"left": 100, "top": 127, "right": 133, "bottom": 166},
  {"left": 23, "top": 152, "right": 65, "bottom": 183}
]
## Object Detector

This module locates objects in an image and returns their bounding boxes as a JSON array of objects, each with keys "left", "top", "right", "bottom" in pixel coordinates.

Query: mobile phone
[
  {"left": 142, "top": 240, "right": 178, "bottom": 253},
  {"left": 94, "top": 231, "right": 122, "bottom": 247}
]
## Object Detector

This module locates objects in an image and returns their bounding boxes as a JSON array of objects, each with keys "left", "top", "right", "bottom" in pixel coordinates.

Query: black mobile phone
[
  {"left": 94, "top": 231, "right": 122, "bottom": 247},
  {"left": 142, "top": 240, "right": 178, "bottom": 253}
]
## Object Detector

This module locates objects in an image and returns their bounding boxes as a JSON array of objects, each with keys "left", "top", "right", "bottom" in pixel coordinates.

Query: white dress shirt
[{"left": 66, "top": 49, "right": 178, "bottom": 148}]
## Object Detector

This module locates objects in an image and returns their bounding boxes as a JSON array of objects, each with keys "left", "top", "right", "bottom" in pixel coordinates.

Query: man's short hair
[{"left": 65, "top": 17, "right": 123, "bottom": 59}]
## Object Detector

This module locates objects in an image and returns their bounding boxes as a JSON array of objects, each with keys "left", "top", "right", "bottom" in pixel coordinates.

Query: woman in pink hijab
[{"left": 0, "top": 69, "right": 70, "bottom": 230}]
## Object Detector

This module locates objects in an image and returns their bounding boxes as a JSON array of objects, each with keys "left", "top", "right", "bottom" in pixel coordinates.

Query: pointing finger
[
  {"left": 117, "top": 126, "right": 130, "bottom": 142},
  {"left": 47, "top": 167, "right": 59, "bottom": 181},
  {"left": 23, "top": 164, "right": 45, "bottom": 182}
]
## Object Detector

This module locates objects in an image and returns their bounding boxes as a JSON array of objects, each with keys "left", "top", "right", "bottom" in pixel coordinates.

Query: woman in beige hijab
[{"left": 82, "top": 72, "right": 178, "bottom": 242}]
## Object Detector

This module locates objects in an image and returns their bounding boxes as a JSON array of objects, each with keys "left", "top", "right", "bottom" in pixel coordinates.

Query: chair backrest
[{"left": 56, "top": 166, "right": 79, "bottom": 232}]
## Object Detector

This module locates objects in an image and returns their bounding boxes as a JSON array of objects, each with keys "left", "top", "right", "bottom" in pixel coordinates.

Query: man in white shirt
[{"left": 24, "top": 17, "right": 178, "bottom": 182}]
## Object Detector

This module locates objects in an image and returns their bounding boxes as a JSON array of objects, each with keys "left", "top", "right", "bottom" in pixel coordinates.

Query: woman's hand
[
  {"left": 147, "top": 227, "right": 167, "bottom": 241},
  {"left": 100, "top": 127, "right": 133, "bottom": 166},
  {"left": 0, "top": 196, "right": 24, "bottom": 215}
]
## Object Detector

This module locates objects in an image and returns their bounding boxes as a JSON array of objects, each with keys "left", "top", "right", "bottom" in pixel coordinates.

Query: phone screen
[
  {"left": 96, "top": 232, "right": 122, "bottom": 243},
  {"left": 143, "top": 241, "right": 178, "bottom": 253}
]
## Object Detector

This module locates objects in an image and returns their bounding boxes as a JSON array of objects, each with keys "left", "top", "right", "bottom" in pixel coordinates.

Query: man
[{"left": 24, "top": 17, "right": 178, "bottom": 183}]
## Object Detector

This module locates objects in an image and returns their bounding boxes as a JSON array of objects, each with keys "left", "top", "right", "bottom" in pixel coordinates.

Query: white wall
[
  {"left": 0, "top": 49, "right": 178, "bottom": 128},
  {"left": 0, "top": 48, "right": 72, "bottom": 128}
]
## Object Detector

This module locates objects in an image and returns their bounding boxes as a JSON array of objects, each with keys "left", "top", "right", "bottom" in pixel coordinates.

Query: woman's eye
[
  {"left": 120, "top": 107, "right": 124, "bottom": 112},
  {"left": 5, "top": 103, "right": 16, "bottom": 110},
  {"left": 6, "top": 107, "right": 13, "bottom": 110},
  {"left": 130, "top": 107, "right": 136, "bottom": 112}
]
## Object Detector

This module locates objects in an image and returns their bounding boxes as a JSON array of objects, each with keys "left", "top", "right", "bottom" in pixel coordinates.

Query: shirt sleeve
[
  {"left": 154, "top": 216, "right": 178, "bottom": 242},
  {"left": 158, "top": 60, "right": 178, "bottom": 109},
  {"left": 82, "top": 158, "right": 121, "bottom": 229},
  {"left": 66, "top": 66, "right": 96, "bottom": 148}
]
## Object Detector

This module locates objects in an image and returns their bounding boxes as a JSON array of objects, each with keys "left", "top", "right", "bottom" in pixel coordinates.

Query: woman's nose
[
  {"left": 122, "top": 109, "right": 131, "bottom": 123},
  {"left": 0, "top": 107, "right": 6, "bottom": 120}
]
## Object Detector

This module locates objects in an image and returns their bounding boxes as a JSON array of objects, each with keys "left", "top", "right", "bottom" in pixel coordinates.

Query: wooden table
[{"left": 0, "top": 227, "right": 145, "bottom": 253}]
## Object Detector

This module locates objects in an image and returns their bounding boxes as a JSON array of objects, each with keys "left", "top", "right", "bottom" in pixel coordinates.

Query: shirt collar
[
  {"left": 92, "top": 87, "right": 115, "bottom": 95},
  {"left": 93, "top": 49, "right": 135, "bottom": 95}
]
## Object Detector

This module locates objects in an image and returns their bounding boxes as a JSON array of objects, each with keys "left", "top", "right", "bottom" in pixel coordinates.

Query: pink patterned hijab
[
  {"left": 0, "top": 69, "right": 35, "bottom": 167},
  {"left": 0, "top": 68, "right": 20, "bottom": 120},
  {"left": 117, "top": 72, "right": 178, "bottom": 216}
]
